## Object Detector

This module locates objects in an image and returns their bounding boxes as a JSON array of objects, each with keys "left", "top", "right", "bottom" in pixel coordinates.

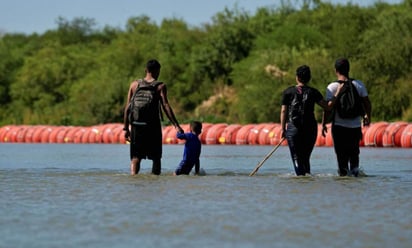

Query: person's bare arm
[
  {"left": 317, "top": 83, "right": 343, "bottom": 111},
  {"left": 321, "top": 110, "right": 332, "bottom": 137},
  {"left": 362, "top": 96, "right": 372, "bottom": 126},
  {"left": 280, "top": 105, "right": 287, "bottom": 138},
  {"left": 123, "top": 81, "right": 138, "bottom": 139},
  {"left": 158, "top": 83, "right": 183, "bottom": 132}
]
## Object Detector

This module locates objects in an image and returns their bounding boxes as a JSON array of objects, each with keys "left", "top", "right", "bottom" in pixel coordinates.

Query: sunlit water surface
[{"left": 1, "top": 143, "right": 411, "bottom": 248}]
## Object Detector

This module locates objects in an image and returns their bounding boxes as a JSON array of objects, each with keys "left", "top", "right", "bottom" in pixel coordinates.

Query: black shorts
[{"left": 130, "top": 123, "right": 162, "bottom": 160}]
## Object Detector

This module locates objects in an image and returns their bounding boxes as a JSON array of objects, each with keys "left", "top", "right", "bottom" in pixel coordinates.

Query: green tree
[{"left": 358, "top": 4, "right": 412, "bottom": 120}]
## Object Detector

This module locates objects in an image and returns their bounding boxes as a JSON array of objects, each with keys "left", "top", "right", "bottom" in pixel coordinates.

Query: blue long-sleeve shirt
[{"left": 177, "top": 132, "right": 201, "bottom": 164}]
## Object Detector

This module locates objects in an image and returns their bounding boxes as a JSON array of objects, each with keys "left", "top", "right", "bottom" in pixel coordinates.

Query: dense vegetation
[{"left": 1, "top": 0, "right": 411, "bottom": 126}]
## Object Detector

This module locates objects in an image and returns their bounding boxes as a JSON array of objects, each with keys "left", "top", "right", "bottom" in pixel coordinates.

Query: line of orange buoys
[{"left": 0, "top": 122, "right": 411, "bottom": 148}]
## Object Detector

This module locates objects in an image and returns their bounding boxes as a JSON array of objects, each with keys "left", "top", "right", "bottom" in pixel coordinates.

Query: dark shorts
[{"left": 130, "top": 123, "right": 162, "bottom": 160}]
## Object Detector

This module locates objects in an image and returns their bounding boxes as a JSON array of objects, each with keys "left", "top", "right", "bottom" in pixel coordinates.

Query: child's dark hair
[
  {"left": 296, "top": 65, "right": 311, "bottom": 84},
  {"left": 190, "top": 121, "right": 202, "bottom": 135}
]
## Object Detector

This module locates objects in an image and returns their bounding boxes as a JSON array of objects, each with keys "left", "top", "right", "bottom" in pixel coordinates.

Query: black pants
[
  {"left": 331, "top": 125, "right": 362, "bottom": 176},
  {"left": 286, "top": 121, "right": 317, "bottom": 176}
]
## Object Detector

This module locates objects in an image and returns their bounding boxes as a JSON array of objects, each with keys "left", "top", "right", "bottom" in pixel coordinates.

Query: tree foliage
[{"left": 1, "top": 1, "right": 411, "bottom": 126}]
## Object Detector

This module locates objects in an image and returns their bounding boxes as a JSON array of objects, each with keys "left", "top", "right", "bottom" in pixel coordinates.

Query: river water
[{"left": 1, "top": 143, "right": 411, "bottom": 248}]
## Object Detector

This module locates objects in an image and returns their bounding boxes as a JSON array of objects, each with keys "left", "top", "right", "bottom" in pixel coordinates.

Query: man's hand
[
  {"left": 363, "top": 115, "right": 371, "bottom": 126},
  {"left": 176, "top": 126, "right": 184, "bottom": 134},
  {"left": 124, "top": 129, "right": 131, "bottom": 142},
  {"left": 281, "top": 129, "right": 286, "bottom": 139}
]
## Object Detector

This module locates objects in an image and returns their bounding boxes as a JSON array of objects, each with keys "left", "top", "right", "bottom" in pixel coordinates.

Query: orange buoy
[
  {"left": 0, "top": 125, "right": 14, "bottom": 142},
  {"left": 400, "top": 124, "right": 412, "bottom": 148},
  {"left": 110, "top": 125, "right": 123, "bottom": 143},
  {"left": 62, "top": 126, "right": 80, "bottom": 143},
  {"left": 15, "top": 125, "right": 30, "bottom": 143},
  {"left": 364, "top": 122, "right": 389, "bottom": 147},
  {"left": 218, "top": 124, "right": 242, "bottom": 145},
  {"left": 269, "top": 125, "right": 287, "bottom": 146},
  {"left": 117, "top": 127, "right": 127, "bottom": 144},
  {"left": 247, "top": 123, "right": 268, "bottom": 145},
  {"left": 40, "top": 126, "right": 54, "bottom": 143},
  {"left": 23, "top": 126, "right": 36, "bottom": 143},
  {"left": 382, "top": 122, "right": 408, "bottom": 147},
  {"left": 257, "top": 123, "right": 279, "bottom": 145},
  {"left": 1, "top": 125, "right": 18, "bottom": 142},
  {"left": 393, "top": 124, "right": 408, "bottom": 147},
  {"left": 110, "top": 124, "right": 123, "bottom": 143},
  {"left": 88, "top": 126, "right": 102, "bottom": 143},
  {"left": 205, "top": 123, "right": 228, "bottom": 145},
  {"left": 72, "top": 127, "right": 87, "bottom": 143},
  {"left": 31, "top": 125, "right": 47, "bottom": 143},
  {"left": 47, "top": 126, "right": 60, "bottom": 143},
  {"left": 100, "top": 124, "right": 118, "bottom": 144},
  {"left": 235, "top": 124, "right": 255, "bottom": 145},
  {"left": 375, "top": 123, "right": 389, "bottom": 147},
  {"left": 199, "top": 123, "right": 213, "bottom": 144},
  {"left": 52, "top": 126, "right": 64, "bottom": 143},
  {"left": 56, "top": 127, "right": 71, "bottom": 143},
  {"left": 164, "top": 125, "right": 178, "bottom": 144},
  {"left": 162, "top": 125, "right": 173, "bottom": 144},
  {"left": 80, "top": 127, "right": 91, "bottom": 143},
  {"left": 88, "top": 127, "right": 98, "bottom": 143}
]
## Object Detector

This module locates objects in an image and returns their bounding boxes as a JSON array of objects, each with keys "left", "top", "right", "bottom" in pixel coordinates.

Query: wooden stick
[{"left": 249, "top": 137, "right": 285, "bottom": 176}]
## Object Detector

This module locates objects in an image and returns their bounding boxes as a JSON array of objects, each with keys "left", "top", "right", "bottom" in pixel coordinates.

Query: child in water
[{"left": 174, "top": 121, "right": 202, "bottom": 175}]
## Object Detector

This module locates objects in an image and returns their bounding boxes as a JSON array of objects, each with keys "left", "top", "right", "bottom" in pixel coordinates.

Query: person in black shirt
[{"left": 280, "top": 65, "right": 342, "bottom": 176}]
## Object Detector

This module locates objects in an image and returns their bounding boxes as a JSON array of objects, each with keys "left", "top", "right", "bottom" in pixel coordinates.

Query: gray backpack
[{"left": 128, "top": 80, "right": 163, "bottom": 125}]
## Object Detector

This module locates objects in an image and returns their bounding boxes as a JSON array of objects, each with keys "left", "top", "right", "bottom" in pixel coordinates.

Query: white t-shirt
[{"left": 326, "top": 79, "right": 368, "bottom": 128}]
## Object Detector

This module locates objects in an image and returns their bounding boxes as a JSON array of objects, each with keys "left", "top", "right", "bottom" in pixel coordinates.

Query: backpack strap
[
  {"left": 130, "top": 79, "right": 143, "bottom": 99},
  {"left": 153, "top": 81, "right": 163, "bottom": 89},
  {"left": 152, "top": 81, "right": 164, "bottom": 121}
]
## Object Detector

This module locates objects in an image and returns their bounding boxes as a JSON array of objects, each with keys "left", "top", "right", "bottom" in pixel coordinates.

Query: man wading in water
[{"left": 123, "top": 59, "right": 183, "bottom": 175}]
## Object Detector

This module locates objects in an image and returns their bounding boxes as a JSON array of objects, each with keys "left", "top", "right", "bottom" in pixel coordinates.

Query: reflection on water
[{"left": 0, "top": 144, "right": 411, "bottom": 248}]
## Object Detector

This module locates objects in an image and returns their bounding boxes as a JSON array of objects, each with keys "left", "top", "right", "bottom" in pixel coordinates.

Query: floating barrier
[{"left": 0, "top": 122, "right": 411, "bottom": 147}]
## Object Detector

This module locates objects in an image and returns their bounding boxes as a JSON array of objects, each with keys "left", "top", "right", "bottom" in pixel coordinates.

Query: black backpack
[
  {"left": 335, "top": 79, "right": 364, "bottom": 119},
  {"left": 128, "top": 80, "right": 163, "bottom": 125},
  {"left": 288, "top": 86, "right": 308, "bottom": 128}
]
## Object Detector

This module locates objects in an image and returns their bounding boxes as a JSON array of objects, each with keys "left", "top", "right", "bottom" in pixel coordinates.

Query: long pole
[{"left": 249, "top": 137, "right": 285, "bottom": 176}]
